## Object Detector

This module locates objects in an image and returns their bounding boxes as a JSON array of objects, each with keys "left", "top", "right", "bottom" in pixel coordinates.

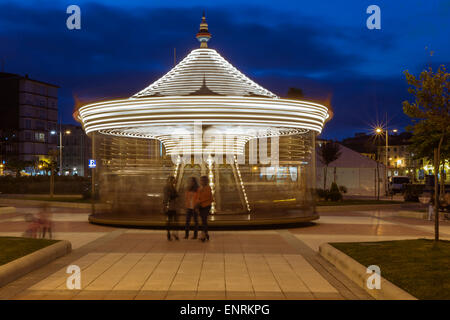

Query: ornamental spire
[{"left": 196, "top": 12, "right": 211, "bottom": 48}]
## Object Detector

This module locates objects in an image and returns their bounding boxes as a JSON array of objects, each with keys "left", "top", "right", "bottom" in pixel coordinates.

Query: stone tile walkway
[
  {"left": 1, "top": 205, "right": 447, "bottom": 300},
  {"left": 9, "top": 232, "right": 344, "bottom": 300}
]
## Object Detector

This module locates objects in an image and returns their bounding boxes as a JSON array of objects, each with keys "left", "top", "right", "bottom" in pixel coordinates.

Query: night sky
[{"left": 1, "top": 0, "right": 449, "bottom": 140}]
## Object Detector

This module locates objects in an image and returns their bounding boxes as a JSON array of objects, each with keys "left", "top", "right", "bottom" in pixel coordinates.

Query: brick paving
[{"left": 0, "top": 205, "right": 448, "bottom": 300}]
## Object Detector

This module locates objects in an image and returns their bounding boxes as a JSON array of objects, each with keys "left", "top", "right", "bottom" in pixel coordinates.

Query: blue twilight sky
[{"left": 0, "top": 0, "right": 449, "bottom": 139}]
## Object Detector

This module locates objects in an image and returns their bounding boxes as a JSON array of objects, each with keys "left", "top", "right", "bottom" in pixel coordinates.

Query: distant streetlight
[
  {"left": 375, "top": 126, "right": 397, "bottom": 195},
  {"left": 50, "top": 129, "right": 71, "bottom": 175}
]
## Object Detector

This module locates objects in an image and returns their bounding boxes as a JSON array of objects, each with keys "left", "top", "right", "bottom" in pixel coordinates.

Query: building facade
[
  {"left": 0, "top": 72, "right": 58, "bottom": 172},
  {"left": 61, "top": 124, "right": 92, "bottom": 176},
  {"left": 342, "top": 132, "right": 449, "bottom": 185}
]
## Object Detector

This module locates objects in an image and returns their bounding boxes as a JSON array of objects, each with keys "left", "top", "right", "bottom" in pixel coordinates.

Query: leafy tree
[
  {"left": 286, "top": 87, "right": 304, "bottom": 99},
  {"left": 403, "top": 65, "right": 449, "bottom": 242},
  {"left": 318, "top": 141, "right": 342, "bottom": 189},
  {"left": 6, "top": 159, "right": 32, "bottom": 177},
  {"left": 47, "top": 150, "right": 58, "bottom": 197}
]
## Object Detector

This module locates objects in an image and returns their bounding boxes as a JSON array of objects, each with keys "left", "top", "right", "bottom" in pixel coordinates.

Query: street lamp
[
  {"left": 50, "top": 129, "right": 71, "bottom": 175},
  {"left": 375, "top": 126, "right": 397, "bottom": 195}
]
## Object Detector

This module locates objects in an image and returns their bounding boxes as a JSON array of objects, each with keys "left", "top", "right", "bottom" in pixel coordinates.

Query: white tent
[{"left": 316, "top": 143, "right": 386, "bottom": 196}]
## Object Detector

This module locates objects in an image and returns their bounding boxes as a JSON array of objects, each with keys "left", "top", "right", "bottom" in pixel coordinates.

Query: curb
[
  {"left": 396, "top": 210, "right": 427, "bottom": 219},
  {"left": 317, "top": 203, "right": 423, "bottom": 212},
  {"left": 319, "top": 243, "right": 416, "bottom": 300},
  {"left": 0, "top": 240, "right": 72, "bottom": 288},
  {"left": 0, "top": 206, "right": 16, "bottom": 214}
]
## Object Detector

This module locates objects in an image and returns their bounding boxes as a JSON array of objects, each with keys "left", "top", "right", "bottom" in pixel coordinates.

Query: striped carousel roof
[{"left": 132, "top": 48, "right": 277, "bottom": 99}]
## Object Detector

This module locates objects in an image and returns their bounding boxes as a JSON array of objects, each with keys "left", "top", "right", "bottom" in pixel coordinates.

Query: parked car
[{"left": 388, "top": 176, "right": 411, "bottom": 194}]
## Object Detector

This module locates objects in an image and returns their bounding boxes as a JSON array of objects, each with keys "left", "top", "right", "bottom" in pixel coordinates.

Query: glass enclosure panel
[{"left": 92, "top": 130, "right": 316, "bottom": 220}]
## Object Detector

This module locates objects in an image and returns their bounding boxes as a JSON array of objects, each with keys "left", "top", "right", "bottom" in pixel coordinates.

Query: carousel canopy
[
  {"left": 132, "top": 48, "right": 277, "bottom": 98},
  {"left": 77, "top": 14, "right": 330, "bottom": 155}
]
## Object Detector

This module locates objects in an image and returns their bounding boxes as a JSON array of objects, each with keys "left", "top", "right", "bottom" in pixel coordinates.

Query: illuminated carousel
[{"left": 76, "top": 15, "right": 331, "bottom": 228}]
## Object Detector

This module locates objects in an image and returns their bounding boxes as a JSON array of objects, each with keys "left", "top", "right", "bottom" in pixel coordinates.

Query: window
[
  {"left": 25, "top": 132, "right": 31, "bottom": 141},
  {"left": 36, "top": 121, "right": 45, "bottom": 130},
  {"left": 25, "top": 119, "right": 32, "bottom": 129},
  {"left": 35, "top": 132, "right": 45, "bottom": 142}
]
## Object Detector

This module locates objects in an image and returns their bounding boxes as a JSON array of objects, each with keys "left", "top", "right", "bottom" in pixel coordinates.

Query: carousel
[{"left": 75, "top": 14, "right": 331, "bottom": 228}]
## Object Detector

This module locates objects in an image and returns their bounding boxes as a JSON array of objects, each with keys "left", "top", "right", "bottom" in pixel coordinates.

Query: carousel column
[
  {"left": 231, "top": 155, "right": 251, "bottom": 214},
  {"left": 311, "top": 132, "right": 317, "bottom": 210},
  {"left": 206, "top": 155, "right": 216, "bottom": 214},
  {"left": 91, "top": 132, "right": 96, "bottom": 215},
  {"left": 213, "top": 160, "right": 222, "bottom": 213},
  {"left": 173, "top": 155, "right": 183, "bottom": 191}
]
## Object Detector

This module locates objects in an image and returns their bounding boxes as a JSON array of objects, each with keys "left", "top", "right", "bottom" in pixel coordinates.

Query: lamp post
[
  {"left": 375, "top": 127, "right": 397, "bottom": 196},
  {"left": 50, "top": 129, "right": 71, "bottom": 175}
]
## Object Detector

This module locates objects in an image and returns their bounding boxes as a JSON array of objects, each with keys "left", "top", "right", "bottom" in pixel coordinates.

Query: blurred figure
[
  {"left": 184, "top": 177, "right": 199, "bottom": 239},
  {"left": 37, "top": 203, "right": 53, "bottom": 239},
  {"left": 163, "top": 175, "right": 179, "bottom": 241},
  {"left": 198, "top": 176, "right": 213, "bottom": 242},
  {"left": 443, "top": 192, "right": 450, "bottom": 220},
  {"left": 428, "top": 192, "right": 435, "bottom": 221},
  {"left": 23, "top": 213, "right": 40, "bottom": 238}
]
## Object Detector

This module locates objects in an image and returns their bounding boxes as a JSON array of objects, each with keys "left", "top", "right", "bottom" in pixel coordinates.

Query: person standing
[
  {"left": 163, "top": 176, "right": 179, "bottom": 241},
  {"left": 198, "top": 175, "right": 213, "bottom": 242},
  {"left": 184, "top": 177, "right": 200, "bottom": 239}
]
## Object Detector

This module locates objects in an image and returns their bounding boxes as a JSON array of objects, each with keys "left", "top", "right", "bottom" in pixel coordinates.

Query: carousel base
[{"left": 88, "top": 209, "right": 319, "bottom": 230}]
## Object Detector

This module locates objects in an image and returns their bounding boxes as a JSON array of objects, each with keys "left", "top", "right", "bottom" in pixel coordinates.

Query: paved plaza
[{"left": 0, "top": 206, "right": 449, "bottom": 300}]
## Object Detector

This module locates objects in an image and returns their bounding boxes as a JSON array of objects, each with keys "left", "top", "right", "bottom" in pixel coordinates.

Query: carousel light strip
[
  {"left": 234, "top": 155, "right": 250, "bottom": 212},
  {"left": 132, "top": 49, "right": 277, "bottom": 98},
  {"left": 86, "top": 120, "right": 325, "bottom": 135},
  {"left": 79, "top": 97, "right": 328, "bottom": 115},
  {"left": 173, "top": 155, "right": 181, "bottom": 178},
  {"left": 79, "top": 103, "right": 328, "bottom": 122},
  {"left": 78, "top": 97, "right": 329, "bottom": 135},
  {"left": 97, "top": 126, "right": 308, "bottom": 156},
  {"left": 206, "top": 155, "right": 216, "bottom": 214},
  {"left": 83, "top": 115, "right": 326, "bottom": 131}
]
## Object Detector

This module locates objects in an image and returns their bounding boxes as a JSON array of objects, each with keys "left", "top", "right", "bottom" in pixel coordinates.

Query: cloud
[{"left": 0, "top": 2, "right": 445, "bottom": 140}]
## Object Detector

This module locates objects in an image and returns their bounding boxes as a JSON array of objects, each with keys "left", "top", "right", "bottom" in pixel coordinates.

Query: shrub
[
  {"left": 0, "top": 176, "right": 89, "bottom": 194},
  {"left": 328, "top": 182, "right": 343, "bottom": 201},
  {"left": 316, "top": 188, "right": 328, "bottom": 199},
  {"left": 339, "top": 185, "right": 348, "bottom": 194},
  {"left": 403, "top": 184, "right": 424, "bottom": 202}
]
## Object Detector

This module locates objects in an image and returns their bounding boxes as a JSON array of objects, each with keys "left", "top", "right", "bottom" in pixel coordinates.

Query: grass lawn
[
  {"left": 317, "top": 199, "right": 403, "bottom": 206},
  {"left": 0, "top": 237, "right": 59, "bottom": 266},
  {"left": 331, "top": 239, "right": 450, "bottom": 300}
]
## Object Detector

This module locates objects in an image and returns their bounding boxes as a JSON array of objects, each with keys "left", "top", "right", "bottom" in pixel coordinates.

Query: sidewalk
[
  {"left": 2, "top": 205, "right": 445, "bottom": 300},
  {"left": 3, "top": 230, "right": 362, "bottom": 300}
]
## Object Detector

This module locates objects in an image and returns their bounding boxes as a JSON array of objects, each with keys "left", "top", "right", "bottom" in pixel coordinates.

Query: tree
[
  {"left": 403, "top": 65, "right": 450, "bottom": 242},
  {"left": 7, "top": 159, "right": 32, "bottom": 177},
  {"left": 406, "top": 121, "right": 450, "bottom": 197},
  {"left": 286, "top": 87, "right": 304, "bottom": 99},
  {"left": 318, "top": 141, "right": 342, "bottom": 190},
  {"left": 47, "top": 150, "right": 58, "bottom": 198}
]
